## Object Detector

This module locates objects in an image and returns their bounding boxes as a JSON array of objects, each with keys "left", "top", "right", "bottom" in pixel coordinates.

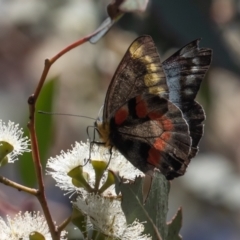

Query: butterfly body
[{"left": 96, "top": 36, "right": 212, "bottom": 180}]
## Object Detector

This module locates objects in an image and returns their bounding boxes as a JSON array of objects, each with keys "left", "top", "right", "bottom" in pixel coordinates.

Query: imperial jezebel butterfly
[{"left": 96, "top": 35, "right": 212, "bottom": 180}]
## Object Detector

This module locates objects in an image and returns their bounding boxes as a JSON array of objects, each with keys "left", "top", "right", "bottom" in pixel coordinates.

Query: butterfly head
[
  {"left": 95, "top": 119, "right": 112, "bottom": 148},
  {"left": 94, "top": 104, "right": 112, "bottom": 147}
]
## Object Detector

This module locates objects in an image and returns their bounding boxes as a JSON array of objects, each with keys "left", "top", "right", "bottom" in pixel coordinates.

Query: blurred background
[{"left": 1, "top": 0, "right": 240, "bottom": 239}]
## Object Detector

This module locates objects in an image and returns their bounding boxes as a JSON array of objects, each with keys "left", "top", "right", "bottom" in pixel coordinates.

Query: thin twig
[
  {"left": 0, "top": 175, "right": 38, "bottom": 195},
  {"left": 28, "top": 99, "right": 58, "bottom": 239},
  {"left": 58, "top": 215, "right": 72, "bottom": 232},
  {"left": 27, "top": 29, "right": 107, "bottom": 240}
]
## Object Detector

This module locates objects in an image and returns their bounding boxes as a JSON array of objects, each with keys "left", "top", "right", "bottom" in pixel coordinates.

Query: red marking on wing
[
  {"left": 162, "top": 118, "right": 173, "bottom": 131},
  {"left": 136, "top": 96, "right": 148, "bottom": 118},
  {"left": 147, "top": 132, "right": 171, "bottom": 166},
  {"left": 149, "top": 113, "right": 173, "bottom": 131},
  {"left": 148, "top": 147, "right": 161, "bottom": 166},
  {"left": 160, "top": 132, "right": 171, "bottom": 143},
  {"left": 115, "top": 107, "right": 128, "bottom": 125},
  {"left": 154, "top": 136, "right": 168, "bottom": 151}
]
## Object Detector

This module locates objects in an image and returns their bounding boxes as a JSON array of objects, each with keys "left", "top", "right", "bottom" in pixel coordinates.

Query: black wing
[
  {"left": 163, "top": 39, "right": 212, "bottom": 158},
  {"left": 109, "top": 94, "right": 191, "bottom": 180},
  {"left": 103, "top": 36, "right": 169, "bottom": 120}
]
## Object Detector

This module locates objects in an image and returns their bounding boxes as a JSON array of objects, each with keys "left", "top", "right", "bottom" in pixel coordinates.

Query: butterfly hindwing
[
  {"left": 162, "top": 39, "right": 212, "bottom": 158},
  {"left": 183, "top": 101, "right": 205, "bottom": 158},
  {"left": 108, "top": 94, "right": 191, "bottom": 180}
]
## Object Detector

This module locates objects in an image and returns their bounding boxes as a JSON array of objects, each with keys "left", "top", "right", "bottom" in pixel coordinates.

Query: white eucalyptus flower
[
  {"left": 0, "top": 120, "right": 30, "bottom": 163},
  {"left": 74, "top": 194, "right": 151, "bottom": 240},
  {"left": 0, "top": 211, "right": 67, "bottom": 240},
  {"left": 47, "top": 141, "right": 144, "bottom": 196}
]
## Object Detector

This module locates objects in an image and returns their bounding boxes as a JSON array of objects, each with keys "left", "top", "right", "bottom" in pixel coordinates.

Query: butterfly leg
[
  {"left": 86, "top": 125, "right": 107, "bottom": 165},
  {"left": 105, "top": 146, "right": 113, "bottom": 169}
]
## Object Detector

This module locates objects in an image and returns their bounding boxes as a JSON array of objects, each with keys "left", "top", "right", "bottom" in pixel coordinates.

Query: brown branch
[
  {"left": 58, "top": 215, "right": 72, "bottom": 232},
  {"left": 0, "top": 175, "right": 38, "bottom": 195},
  {"left": 27, "top": 29, "right": 106, "bottom": 240},
  {"left": 28, "top": 97, "right": 58, "bottom": 239}
]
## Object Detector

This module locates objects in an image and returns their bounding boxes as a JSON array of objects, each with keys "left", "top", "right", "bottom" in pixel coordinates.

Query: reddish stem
[{"left": 27, "top": 30, "right": 103, "bottom": 240}]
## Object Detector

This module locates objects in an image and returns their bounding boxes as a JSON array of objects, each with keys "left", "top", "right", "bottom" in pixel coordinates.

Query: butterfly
[{"left": 96, "top": 35, "right": 212, "bottom": 180}]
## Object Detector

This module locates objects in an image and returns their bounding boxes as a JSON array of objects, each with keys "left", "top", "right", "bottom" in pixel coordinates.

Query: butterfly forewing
[{"left": 103, "top": 36, "right": 169, "bottom": 120}]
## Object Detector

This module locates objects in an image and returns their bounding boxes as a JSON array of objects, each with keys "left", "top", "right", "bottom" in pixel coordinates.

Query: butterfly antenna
[
  {"left": 38, "top": 111, "right": 96, "bottom": 121},
  {"left": 97, "top": 105, "right": 104, "bottom": 121}
]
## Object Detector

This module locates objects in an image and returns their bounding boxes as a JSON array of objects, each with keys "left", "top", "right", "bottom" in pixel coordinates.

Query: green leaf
[
  {"left": 0, "top": 156, "right": 8, "bottom": 167},
  {"left": 91, "top": 229, "right": 112, "bottom": 240},
  {"left": 36, "top": 78, "right": 56, "bottom": 163},
  {"left": 117, "top": 171, "right": 169, "bottom": 239},
  {"left": 72, "top": 206, "right": 108, "bottom": 239},
  {"left": 167, "top": 208, "right": 182, "bottom": 240},
  {"left": 68, "top": 166, "right": 92, "bottom": 192},
  {"left": 29, "top": 231, "right": 45, "bottom": 240},
  {"left": 71, "top": 207, "right": 87, "bottom": 236},
  {"left": 99, "top": 170, "right": 115, "bottom": 194},
  {"left": 0, "top": 141, "right": 13, "bottom": 165},
  {"left": 19, "top": 78, "right": 56, "bottom": 186},
  {"left": 91, "top": 160, "right": 108, "bottom": 190}
]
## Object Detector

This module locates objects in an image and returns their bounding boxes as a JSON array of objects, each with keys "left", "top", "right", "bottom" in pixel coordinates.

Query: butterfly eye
[{"left": 96, "top": 116, "right": 102, "bottom": 123}]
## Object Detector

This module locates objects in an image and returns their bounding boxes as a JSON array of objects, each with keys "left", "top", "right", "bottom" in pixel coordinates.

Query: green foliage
[
  {"left": 68, "top": 166, "right": 92, "bottom": 192},
  {"left": 167, "top": 208, "right": 182, "bottom": 240},
  {"left": 35, "top": 78, "right": 56, "bottom": 164},
  {"left": 0, "top": 141, "right": 13, "bottom": 166},
  {"left": 71, "top": 207, "right": 87, "bottom": 239},
  {"left": 116, "top": 172, "right": 168, "bottom": 239},
  {"left": 116, "top": 172, "right": 182, "bottom": 240},
  {"left": 29, "top": 231, "right": 45, "bottom": 240},
  {"left": 19, "top": 78, "right": 56, "bottom": 186}
]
